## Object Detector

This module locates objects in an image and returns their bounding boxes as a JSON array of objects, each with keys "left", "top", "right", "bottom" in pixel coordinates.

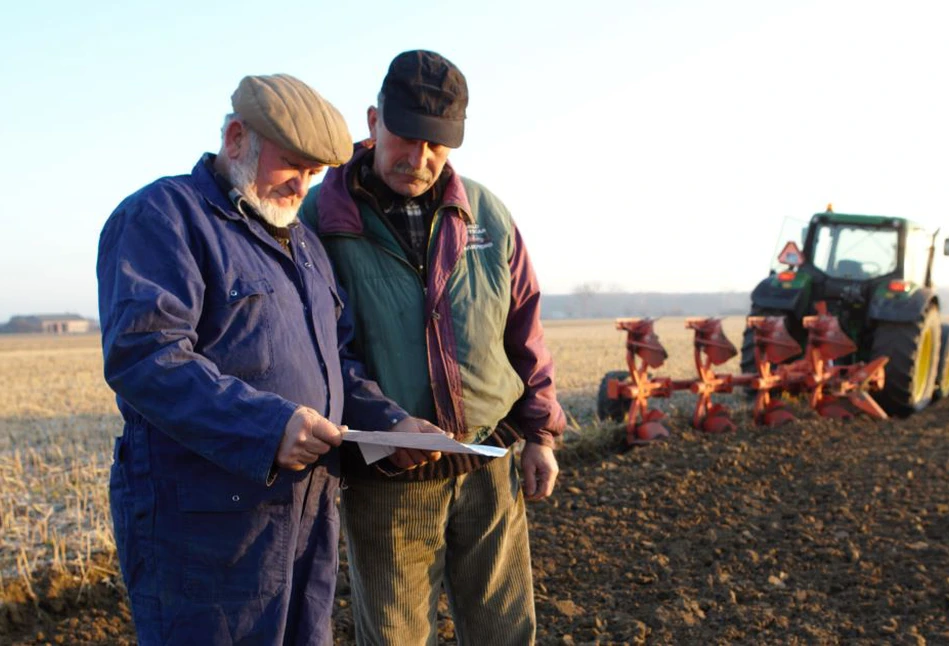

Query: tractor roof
[{"left": 810, "top": 211, "right": 925, "bottom": 230}]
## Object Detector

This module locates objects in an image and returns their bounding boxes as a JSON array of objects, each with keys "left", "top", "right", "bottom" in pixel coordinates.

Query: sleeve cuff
[
  {"left": 525, "top": 428, "right": 556, "bottom": 449},
  {"left": 386, "top": 410, "right": 411, "bottom": 430},
  {"left": 256, "top": 399, "right": 299, "bottom": 485}
]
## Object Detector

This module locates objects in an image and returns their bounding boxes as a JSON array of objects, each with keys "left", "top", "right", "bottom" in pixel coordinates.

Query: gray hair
[{"left": 220, "top": 113, "right": 261, "bottom": 159}]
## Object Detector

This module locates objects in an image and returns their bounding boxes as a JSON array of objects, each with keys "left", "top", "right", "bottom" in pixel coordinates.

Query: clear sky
[{"left": 3, "top": 0, "right": 948, "bottom": 322}]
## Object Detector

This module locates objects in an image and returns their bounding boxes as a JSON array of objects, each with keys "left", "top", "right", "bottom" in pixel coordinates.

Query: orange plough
[{"left": 603, "top": 304, "right": 889, "bottom": 447}]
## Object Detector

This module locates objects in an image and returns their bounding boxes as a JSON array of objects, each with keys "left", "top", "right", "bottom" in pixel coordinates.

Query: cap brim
[{"left": 383, "top": 109, "right": 464, "bottom": 148}]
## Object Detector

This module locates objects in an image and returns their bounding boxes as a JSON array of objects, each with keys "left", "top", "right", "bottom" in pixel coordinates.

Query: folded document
[{"left": 342, "top": 429, "right": 509, "bottom": 465}]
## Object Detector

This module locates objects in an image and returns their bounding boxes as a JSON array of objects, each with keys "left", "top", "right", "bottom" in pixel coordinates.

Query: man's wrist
[{"left": 387, "top": 411, "right": 411, "bottom": 431}]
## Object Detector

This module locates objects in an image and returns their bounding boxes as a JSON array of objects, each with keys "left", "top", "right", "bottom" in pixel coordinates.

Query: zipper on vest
[{"left": 325, "top": 232, "right": 428, "bottom": 300}]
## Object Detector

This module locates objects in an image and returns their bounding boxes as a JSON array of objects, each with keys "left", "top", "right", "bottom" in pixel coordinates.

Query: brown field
[{"left": 2, "top": 318, "right": 948, "bottom": 645}]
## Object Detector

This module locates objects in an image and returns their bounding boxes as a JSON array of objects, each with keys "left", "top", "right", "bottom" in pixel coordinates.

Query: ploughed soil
[{"left": 5, "top": 399, "right": 949, "bottom": 645}]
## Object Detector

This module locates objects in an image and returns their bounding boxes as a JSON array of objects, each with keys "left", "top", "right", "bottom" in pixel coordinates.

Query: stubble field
[{"left": 2, "top": 318, "right": 948, "bottom": 645}]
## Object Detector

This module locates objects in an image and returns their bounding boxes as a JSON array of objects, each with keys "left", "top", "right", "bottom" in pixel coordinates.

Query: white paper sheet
[{"left": 342, "top": 429, "right": 509, "bottom": 465}]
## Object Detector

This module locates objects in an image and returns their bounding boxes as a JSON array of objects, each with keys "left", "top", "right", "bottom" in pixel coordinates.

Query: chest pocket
[{"left": 213, "top": 276, "right": 275, "bottom": 381}]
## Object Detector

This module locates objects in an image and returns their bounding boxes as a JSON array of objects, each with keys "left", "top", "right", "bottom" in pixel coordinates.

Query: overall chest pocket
[{"left": 211, "top": 277, "right": 276, "bottom": 381}]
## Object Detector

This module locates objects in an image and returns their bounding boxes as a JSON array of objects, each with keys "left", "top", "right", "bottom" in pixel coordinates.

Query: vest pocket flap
[
  {"left": 177, "top": 480, "right": 289, "bottom": 512},
  {"left": 226, "top": 277, "right": 274, "bottom": 304}
]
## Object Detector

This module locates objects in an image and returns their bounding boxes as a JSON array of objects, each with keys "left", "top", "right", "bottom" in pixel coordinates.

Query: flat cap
[{"left": 231, "top": 74, "right": 353, "bottom": 166}]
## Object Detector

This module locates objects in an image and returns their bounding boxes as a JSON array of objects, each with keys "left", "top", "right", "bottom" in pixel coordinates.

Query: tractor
[{"left": 741, "top": 206, "right": 949, "bottom": 417}]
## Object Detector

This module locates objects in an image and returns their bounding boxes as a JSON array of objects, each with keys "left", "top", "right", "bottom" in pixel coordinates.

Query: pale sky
[{"left": 3, "top": 0, "right": 948, "bottom": 322}]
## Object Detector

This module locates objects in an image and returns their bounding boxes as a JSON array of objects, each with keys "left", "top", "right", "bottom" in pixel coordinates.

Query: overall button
[
  {"left": 231, "top": 494, "right": 240, "bottom": 502},
  {"left": 229, "top": 290, "right": 238, "bottom": 297},
  {"left": 304, "top": 262, "right": 312, "bottom": 268}
]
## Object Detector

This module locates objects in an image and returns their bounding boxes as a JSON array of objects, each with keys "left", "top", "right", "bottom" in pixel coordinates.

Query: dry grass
[
  {"left": 0, "top": 334, "right": 121, "bottom": 596},
  {"left": 0, "top": 316, "right": 752, "bottom": 600}
]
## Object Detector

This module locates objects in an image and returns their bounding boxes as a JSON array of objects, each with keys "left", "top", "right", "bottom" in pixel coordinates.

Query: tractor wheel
[
  {"left": 597, "top": 370, "right": 630, "bottom": 422},
  {"left": 933, "top": 324, "right": 949, "bottom": 401},
  {"left": 739, "top": 325, "right": 760, "bottom": 376},
  {"left": 740, "top": 315, "right": 767, "bottom": 397},
  {"left": 870, "top": 306, "right": 941, "bottom": 416}
]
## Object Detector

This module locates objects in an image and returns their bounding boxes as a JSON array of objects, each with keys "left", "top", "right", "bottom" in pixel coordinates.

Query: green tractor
[{"left": 742, "top": 207, "right": 949, "bottom": 417}]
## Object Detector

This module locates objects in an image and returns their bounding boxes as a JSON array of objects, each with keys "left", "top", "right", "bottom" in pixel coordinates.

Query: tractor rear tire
[
  {"left": 870, "top": 306, "right": 941, "bottom": 417},
  {"left": 933, "top": 324, "right": 949, "bottom": 401},
  {"left": 739, "top": 324, "right": 758, "bottom": 377},
  {"left": 741, "top": 314, "right": 769, "bottom": 398},
  {"left": 597, "top": 370, "right": 631, "bottom": 422}
]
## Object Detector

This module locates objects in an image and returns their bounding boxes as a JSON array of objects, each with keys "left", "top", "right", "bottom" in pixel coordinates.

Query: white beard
[
  {"left": 225, "top": 136, "right": 300, "bottom": 228},
  {"left": 247, "top": 194, "right": 299, "bottom": 228}
]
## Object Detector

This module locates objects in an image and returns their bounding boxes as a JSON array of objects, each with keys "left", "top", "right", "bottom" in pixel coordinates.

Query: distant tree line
[{"left": 542, "top": 289, "right": 752, "bottom": 319}]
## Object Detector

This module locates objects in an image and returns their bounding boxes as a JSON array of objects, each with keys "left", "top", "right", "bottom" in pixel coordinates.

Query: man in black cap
[
  {"left": 301, "top": 50, "right": 566, "bottom": 645},
  {"left": 98, "top": 74, "right": 420, "bottom": 645}
]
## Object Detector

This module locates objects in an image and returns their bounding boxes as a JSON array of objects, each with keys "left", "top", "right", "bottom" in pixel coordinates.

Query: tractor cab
[
  {"left": 804, "top": 211, "right": 935, "bottom": 286},
  {"left": 808, "top": 217, "right": 899, "bottom": 282},
  {"left": 797, "top": 213, "right": 915, "bottom": 349}
]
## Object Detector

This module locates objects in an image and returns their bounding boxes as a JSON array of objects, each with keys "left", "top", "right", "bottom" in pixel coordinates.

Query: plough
[{"left": 601, "top": 303, "right": 889, "bottom": 447}]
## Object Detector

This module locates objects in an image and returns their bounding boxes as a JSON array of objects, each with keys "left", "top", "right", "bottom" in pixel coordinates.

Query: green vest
[{"left": 302, "top": 177, "right": 525, "bottom": 443}]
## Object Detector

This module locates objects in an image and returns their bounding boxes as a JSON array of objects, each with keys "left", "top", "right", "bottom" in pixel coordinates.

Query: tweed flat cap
[{"left": 231, "top": 74, "right": 353, "bottom": 166}]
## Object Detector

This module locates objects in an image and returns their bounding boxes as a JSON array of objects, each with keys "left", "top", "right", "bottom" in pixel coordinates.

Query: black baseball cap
[{"left": 380, "top": 50, "right": 468, "bottom": 148}]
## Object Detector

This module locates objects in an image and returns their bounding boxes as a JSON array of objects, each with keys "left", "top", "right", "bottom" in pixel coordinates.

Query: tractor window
[
  {"left": 812, "top": 224, "right": 898, "bottom": 280},
  {"left": 904, "top": 227, "right": 931, "bottom": 286}
]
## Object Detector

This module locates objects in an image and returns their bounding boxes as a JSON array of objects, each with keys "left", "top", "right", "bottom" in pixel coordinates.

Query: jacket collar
[
  {"left": 192, "top": 153, "right": 241, "bottom": 220},
  {"left": 316, "top": 142, "right": 473, "bottom": 235}
]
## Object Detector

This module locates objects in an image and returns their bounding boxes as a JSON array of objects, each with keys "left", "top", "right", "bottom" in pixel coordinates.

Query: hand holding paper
[{"left": 387, "top": 417, "right": 447, "bottom": 470}]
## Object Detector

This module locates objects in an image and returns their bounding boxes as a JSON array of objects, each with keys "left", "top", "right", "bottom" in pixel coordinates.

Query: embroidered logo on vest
[{"left": 465, "top": 224, "right": 493, "bottom": 251}]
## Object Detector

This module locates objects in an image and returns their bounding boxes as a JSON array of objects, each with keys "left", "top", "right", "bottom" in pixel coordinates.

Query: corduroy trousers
[{"left": 340, "top": 451, "right": 535, "bottom": 646}]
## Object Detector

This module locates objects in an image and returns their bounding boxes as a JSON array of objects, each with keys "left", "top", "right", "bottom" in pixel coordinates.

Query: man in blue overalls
[{"left": 97, "top": 74, "right": 416, "bottom": 645}]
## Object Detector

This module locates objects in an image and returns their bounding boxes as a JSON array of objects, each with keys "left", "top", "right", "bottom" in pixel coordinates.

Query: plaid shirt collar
[{"left": 352, "top": 152, "right": 450, "bottom": 268}]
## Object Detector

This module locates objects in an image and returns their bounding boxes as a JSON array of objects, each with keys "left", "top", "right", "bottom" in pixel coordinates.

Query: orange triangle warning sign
[{"left": 777, "top": 241, "right": 804, "bottom": 266}]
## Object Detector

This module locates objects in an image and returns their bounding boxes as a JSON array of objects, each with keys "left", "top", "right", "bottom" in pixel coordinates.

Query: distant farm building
[{"left": 3, "top": 314, "right": 93, "bottom": 334}]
